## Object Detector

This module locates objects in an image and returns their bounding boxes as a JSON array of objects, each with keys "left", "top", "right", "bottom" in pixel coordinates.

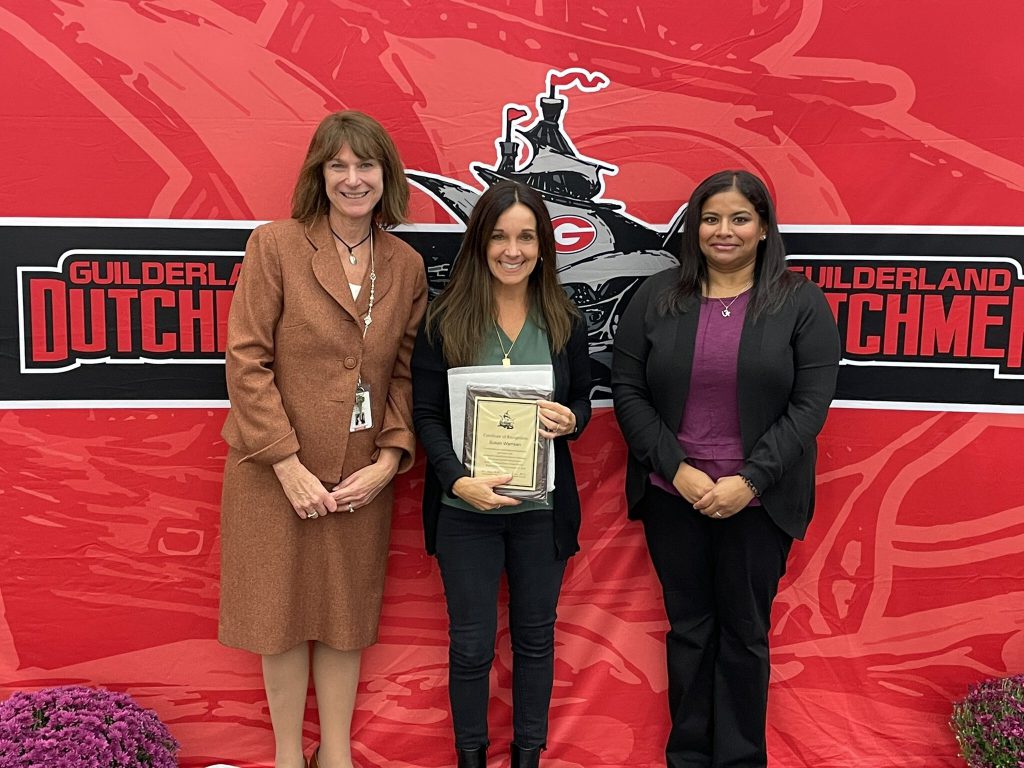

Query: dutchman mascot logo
[{"left": 406, "top": 67, "right": 684, "bottom": 393}]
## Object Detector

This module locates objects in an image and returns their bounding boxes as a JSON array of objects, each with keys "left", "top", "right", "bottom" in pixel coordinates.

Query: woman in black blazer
[
  {"left": 612, "top": 170, "right": 840, "bottom": 768},
  {"left": 412, "top": 181, "right": 592, "bottom": 768}
]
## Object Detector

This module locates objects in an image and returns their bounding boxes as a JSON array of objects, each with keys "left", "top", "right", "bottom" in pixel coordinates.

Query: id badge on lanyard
[
  {"left": 350, "top": 382, "right": 373, "bottom": 432},
  {"left": 348, "top": 233, "right": 377, "bottom": 434}
]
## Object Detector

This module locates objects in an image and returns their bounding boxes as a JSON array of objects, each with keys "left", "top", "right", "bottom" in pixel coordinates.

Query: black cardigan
[
  {"left": 611, "top": 268, "right": 840, "bottom": 540},
  {"left": 412, "top": 317, "right": 593, "bottom": 559}
]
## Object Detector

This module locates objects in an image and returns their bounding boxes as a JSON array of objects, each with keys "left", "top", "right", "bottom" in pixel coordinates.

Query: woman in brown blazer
[{"left": 219, "top": 111, "right": 427, "bottom": 768}]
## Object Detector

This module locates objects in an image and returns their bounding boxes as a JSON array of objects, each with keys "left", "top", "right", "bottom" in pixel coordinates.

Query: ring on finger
[
  {"left": 307, "top": 510, "right": 319, "bottom": 519},
  {"left": 348, "top": 503, "right": 355, "bottom": 513}
]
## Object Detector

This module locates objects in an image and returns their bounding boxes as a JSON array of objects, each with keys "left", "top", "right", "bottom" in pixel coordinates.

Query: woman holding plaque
[
  {"left": 412, "top": 180, "right": 592, "bottom": 768},
  {"left": 612, "top": 170, "right": 840, "bottom": 768},
  {"left": 219, "top": 110, "right": 427, "bottom": 768}
]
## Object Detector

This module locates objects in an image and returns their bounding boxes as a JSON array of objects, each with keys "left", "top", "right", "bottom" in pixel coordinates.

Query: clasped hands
[
  {"left": 273, "top": 448, "right": 401, "bottom": 520},
  {"left": 673, "top": 463, "right": 755, "bottom": 520}
]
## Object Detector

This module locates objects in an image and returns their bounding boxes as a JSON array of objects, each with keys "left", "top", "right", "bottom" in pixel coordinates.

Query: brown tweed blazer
[
  {"left": 221, "top": 216, "right": 427, "bottom": 480},
  {"left": 217, "top": 216, "right": 427, "bottom": 653}
]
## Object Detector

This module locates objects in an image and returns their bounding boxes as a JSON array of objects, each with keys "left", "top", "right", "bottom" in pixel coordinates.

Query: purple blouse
[{"left": 651, "top": 289, "right": 760, "bottom": 505}]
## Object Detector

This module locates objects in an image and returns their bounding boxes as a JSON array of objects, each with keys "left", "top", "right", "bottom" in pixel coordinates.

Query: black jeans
[
  {"left": 436, "top": 504, "right": 567, "bottom": 750},
  {"left": 642, "top": 485, "right": 793, "bottom": 768}
]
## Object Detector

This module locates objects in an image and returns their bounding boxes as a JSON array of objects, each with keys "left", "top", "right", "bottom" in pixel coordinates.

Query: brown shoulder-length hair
[
  {"left": 290, "top": 110, "right": 409, "bottom": 228},
  {"left": 426, "top": 180, "right": 580, "bottom": 367},
  {"left": 660, "top": 169, "right": 802, "bottom": 320}
]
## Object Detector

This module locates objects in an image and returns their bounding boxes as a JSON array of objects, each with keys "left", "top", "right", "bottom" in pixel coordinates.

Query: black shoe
[
  {"left": 457, "top": 746, "right": 487, "bottom": 768},
  {"left": 510, "top": 743, "right": 542, "bottom": 768}
]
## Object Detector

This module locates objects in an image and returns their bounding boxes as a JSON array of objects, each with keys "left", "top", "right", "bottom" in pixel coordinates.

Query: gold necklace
[{"left": 492, "top": 319, "right": 520, "bottom": 367}]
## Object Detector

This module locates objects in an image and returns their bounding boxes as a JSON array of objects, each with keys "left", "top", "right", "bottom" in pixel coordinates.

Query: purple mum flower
[
  {"left": 951, "top": 672, "right": 1024, "bottom": 768},
  {"left": 0, "top": 685, "right": 179, "bottom": 768}
]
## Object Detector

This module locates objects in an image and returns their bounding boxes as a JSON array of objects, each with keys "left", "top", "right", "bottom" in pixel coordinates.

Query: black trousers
[
  {"left": 436, "top": 504, "right": 567, "bottom": 750},
  {"left": 642, "top": 485, "right": 793, "bottom": 768}
]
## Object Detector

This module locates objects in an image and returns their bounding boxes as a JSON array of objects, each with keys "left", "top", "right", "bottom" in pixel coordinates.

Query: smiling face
[
  {"left": 487, "top": 202, "right": 540, "bottom": 295},
  {"left": 698, "top": 187, "right": 767, "bottom": 278},
  {"left": 323, "top": 143, "right": 383, "bottom": 225}
]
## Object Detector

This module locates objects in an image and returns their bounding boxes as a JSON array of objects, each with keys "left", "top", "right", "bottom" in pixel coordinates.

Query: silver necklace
[
  {"left": 717, "top": 294, "right": 742, "bottom": 318},
  {"left": 711, "top": 284, "right": 751, "bottom": 317},
  {"left": 360, "top": 230, "right": 376, "bottom": 336},
  {"left": 354, "top": 231, "right": 376, "bottom": 391}
]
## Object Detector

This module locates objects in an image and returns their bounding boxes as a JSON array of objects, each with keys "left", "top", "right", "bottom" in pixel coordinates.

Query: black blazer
[
  {"left": 412, "top": 316, "right": 593, "bottom": 559},
  {"left": 611, "top": 268, "right": 840, "bottom": 540}
]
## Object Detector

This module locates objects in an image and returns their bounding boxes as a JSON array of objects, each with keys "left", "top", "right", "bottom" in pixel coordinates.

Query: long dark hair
[
  {"left": 290, "top": 110, "right": 408, "bottom": 228},
  {"left": 426, "top": 181, "right": 579, "bottom": 367},
  {"left": 660, "top": 169, "right": 802, "bottom": 319}
]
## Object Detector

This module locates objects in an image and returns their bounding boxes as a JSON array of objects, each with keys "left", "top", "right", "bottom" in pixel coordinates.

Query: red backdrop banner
[{"left": 1, "top": 2, "right": 1023, "bottom": 767}]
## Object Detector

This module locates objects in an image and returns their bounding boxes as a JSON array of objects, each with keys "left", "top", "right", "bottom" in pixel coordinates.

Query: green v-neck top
[{"left": 444, "top": 313, "right": 553, "bottom": 513}]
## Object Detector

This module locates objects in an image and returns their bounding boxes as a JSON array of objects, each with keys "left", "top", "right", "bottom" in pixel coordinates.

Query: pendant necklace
[
  {"left": 353, "top": 231, "right": 376, "bottom": 385},
  {"left": 330, "top": 224, "right": 372, "bottom": 265},
  {"left": 492, "top": 319, "right": 520, "bottom": 366},
  {"left": 712, "top": 284, "right": 752, "bottom": 318},
  {"left": 717, "top": 295, "right": 741, "bottom": 318}
]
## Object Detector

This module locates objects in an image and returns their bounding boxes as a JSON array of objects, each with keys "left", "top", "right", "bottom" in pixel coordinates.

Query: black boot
[
  {"left": 457, "top": 745, "right": 487, "bottom": 768},
  {"left": 510, "top": 743, "right": 542, "bottom": 768}
]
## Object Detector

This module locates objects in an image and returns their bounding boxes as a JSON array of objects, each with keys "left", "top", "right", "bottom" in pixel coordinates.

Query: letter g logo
[{"left": 552, "top": 215, "right": 598, "bottom": 254}]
